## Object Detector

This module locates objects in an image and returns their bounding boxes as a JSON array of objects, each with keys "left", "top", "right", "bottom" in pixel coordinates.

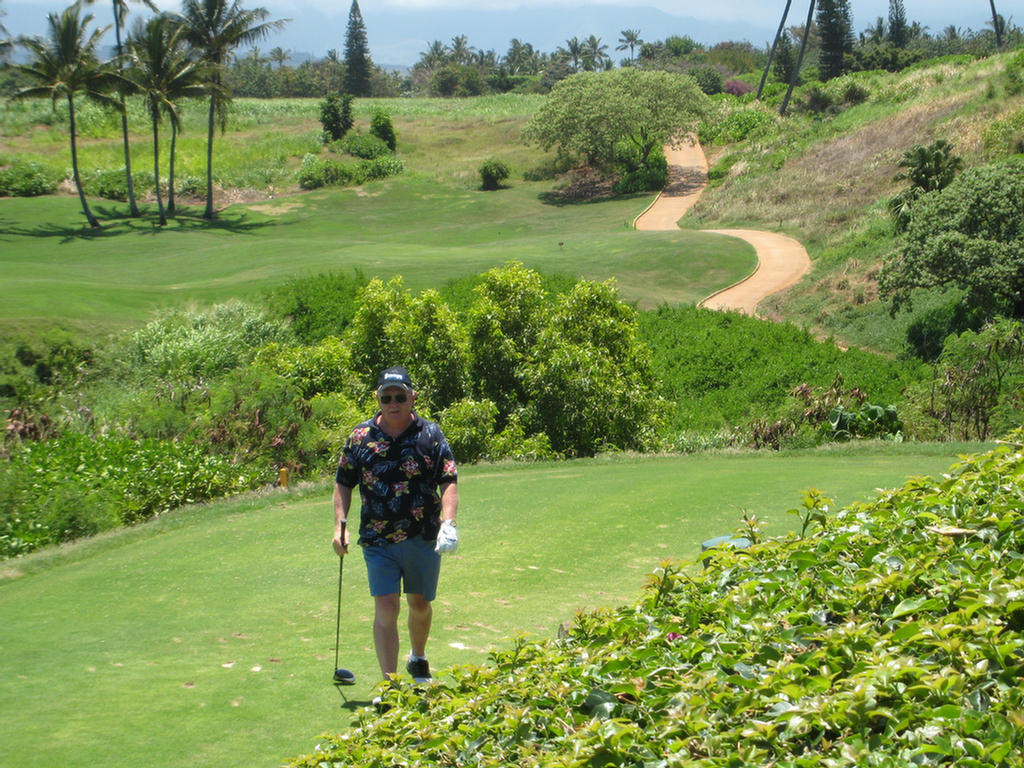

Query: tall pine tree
[
  {"left": 888, "top": 0, "right": 909, "bottom": 48},
  {"left": 343, "top": 0, "right": 371, "bottom": 96},
  {"left": 816, "top": 0, "right": 853, "bottom": 80}
]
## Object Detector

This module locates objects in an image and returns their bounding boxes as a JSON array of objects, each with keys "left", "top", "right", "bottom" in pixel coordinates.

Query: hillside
[{"left": 690, "top": 52, "right": 1024, "bottom": 353}]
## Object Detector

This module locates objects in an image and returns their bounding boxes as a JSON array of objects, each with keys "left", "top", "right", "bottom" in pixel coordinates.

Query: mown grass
[
  {"left": 0, "top": 442, "right": 986, "bottom": 768},
  {"left": 0, "top": 183, "right": 755, "bottom": 340}
]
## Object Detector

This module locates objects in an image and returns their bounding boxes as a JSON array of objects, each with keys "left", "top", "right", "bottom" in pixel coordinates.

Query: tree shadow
[
  {"left": 538, "top": 190, "right": 647, "bottom": 208},
  {"left": 0, "top": 203, "right": 277, "bottom": 242}
]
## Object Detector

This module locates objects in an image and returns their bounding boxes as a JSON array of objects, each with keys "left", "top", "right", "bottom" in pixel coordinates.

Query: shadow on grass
[
  {"left": 339, "top": 698, "right": 375, "bottom": 712},
  {"left": 2, "top": 203, "right": 276, "bottom": 242},
  {"left": 538, "top": 190, "right": 649, "bottom": 208}
]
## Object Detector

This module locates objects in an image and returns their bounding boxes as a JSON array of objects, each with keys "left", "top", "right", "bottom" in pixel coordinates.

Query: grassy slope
[
  {"left": 691, "top": 54, "right": 1024, "bottom": 353},
  {"left": 0, "top": 443, "right": 985, "bottom": 768}
]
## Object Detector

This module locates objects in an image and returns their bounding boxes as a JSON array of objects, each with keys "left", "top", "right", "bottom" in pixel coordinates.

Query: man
[{"left": 332, "top": 365, "right": 459, "bottom": 691}]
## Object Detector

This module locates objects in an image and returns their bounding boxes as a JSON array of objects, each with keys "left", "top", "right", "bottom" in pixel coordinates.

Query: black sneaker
[
  {"left": 406, "top": 657, "right": 431, "bottom": 683},
  {"left": 371, "top": 695, "right": 392, "bottom": 713}
]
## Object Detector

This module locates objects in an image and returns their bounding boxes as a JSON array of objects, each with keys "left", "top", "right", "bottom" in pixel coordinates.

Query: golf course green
[{"left": 0, "top": 442, "right": 986, "bottom": 767}]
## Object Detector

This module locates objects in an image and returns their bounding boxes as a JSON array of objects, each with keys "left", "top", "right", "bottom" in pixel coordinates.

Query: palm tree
[
  {"left": 989, "top": 0, "right": 1004, "bottom": 49},
  {"left": 12, "top": 5, "right": 122, "bottom": 228},
  {"left": 83, "top": 0, "right": 157, "bottom": 218},
  {"left": 562, "top": 36, "right": 583, "bottom": 71},
  {"left": 616, "top": 28, "right": 642, "bottom": 63},
  {"left": 1, "top": 0, "right": 12, "bottom": 62},
  {"left": 177, "top": 0, "right": 287, "bottom": 219},
  {"left": 757, "top": 0, "right": 793, "bottom": 99},
  {"left": 581, "top": 35, "right": 608, "bottom": 71},
  {"left": 449, "top": 34, "right": 472, "bottom": 65},
  {"left": 127, "top": 14, "right": 209, "bottom": 225},
  {"left": 418, "top": 40, "right": 448, "bottom": 70},
  {"left": 781, "top": 0, "right": 816, "bottom": 116},
  {"left": 268, "top": 45, "right": 288, "bottom": 67}
]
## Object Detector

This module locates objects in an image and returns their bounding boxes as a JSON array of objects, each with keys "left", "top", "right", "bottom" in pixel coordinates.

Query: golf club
[{"left": 333, "top": 521, "right": 356, "bottom": 688}]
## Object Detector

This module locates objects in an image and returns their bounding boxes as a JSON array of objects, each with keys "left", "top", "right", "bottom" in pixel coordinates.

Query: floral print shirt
[{"left": 336, "top": 414, "right": 458, "bottom": 547}]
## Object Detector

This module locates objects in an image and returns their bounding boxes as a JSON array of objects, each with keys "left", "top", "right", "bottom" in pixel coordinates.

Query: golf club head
[{"left": 333, "top": 668, "right": 356, "bottom": 686}]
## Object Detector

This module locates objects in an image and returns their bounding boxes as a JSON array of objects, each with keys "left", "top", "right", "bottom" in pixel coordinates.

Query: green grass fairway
[
  {"left": 0, "top": 443, "right": 984, "bottom": 768},
  {"left": 0, "top": 180, "right": 754, "bottom": 339}
]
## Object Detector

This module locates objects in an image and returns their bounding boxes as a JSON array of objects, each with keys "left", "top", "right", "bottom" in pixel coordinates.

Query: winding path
[{"left": 633, "top": 139, "right": 810, "bottom": 316}]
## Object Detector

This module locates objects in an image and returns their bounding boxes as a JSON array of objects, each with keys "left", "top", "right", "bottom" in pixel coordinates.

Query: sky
[{"left": 2, "top": 1, "right": 1010, "bottom": 66}]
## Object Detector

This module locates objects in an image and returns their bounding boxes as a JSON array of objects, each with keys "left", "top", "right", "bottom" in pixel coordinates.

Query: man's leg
[
  {"left": 406, "top": 593, "right": 432, "bottom": 658},
  {"left": 373, "top": 593, "right": 401, "bottom": 679}
]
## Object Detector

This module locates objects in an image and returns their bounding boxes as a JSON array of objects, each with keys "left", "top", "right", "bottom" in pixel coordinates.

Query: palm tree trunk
[
  {"left": 758, "top": 0, "right": 793, "bottom": 99},
  {"left": 780, "top": 0, "right": 816, "bottom": 116},
  {"left": 152, "top": 114, "right": 166, "bottom": 226},
  {"left": 114, "top": 18, "right": 140, "bottom": 218},
  {"left": 989, "top": 0, "right": 1003, "bottom": 49},
  {"left": 204, "top": 93, "right": 215, "bottom": 219},
  {"left": 67, "top": 94, "right": 100, "bottom": 228},
  {"left": 168, "top": 122, "right": 178, "bottom": 215}
]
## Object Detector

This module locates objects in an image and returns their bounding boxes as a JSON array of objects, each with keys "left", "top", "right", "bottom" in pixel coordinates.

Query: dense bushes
[
  {"left": 298, "top": 108, "right": 401, "bottom": 190},
  {"left": 297, "top": 152, "right": 404, "bottom": 190},
  {"left": 292, "top": 433, "right": 1024, "bottom": 768},
  {"left": 0, "top": 434, "right": 255, "bottom": 558},
  {"left": 612, "top": 145, "right": 668, "bottom": 195},
  {"left": 478, "top": 158, "right": 511, "bottom": 190},
  {"left": 6, "top": 264, "right": 994, "bottom": 559},
  {"left": 110, "top": 300, "right": 291, "bottom": 384},
  {"left": 639, "top": 305, "right": 928, "bottom": 439},
  {"left": 0, "top": 159, "right": 60, "bottom": 197}
]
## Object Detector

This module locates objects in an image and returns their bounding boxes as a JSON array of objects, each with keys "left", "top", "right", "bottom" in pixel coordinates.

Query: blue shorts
[{"left": 362, "top": 535, "right": 442, "bottom": 601}]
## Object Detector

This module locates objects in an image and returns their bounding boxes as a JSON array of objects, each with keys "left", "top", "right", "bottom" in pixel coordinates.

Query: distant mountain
[
  {"left": 3, "top": 2, "right": 776, "bottom": 67},
  {"left": 2, "top": 1, "right": 995, "bottom": 68}
]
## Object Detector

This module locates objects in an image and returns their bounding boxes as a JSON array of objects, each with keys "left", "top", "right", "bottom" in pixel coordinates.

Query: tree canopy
[
  {"left": 879, "top": 159, "right": 1024, "bottom": 319},
  {"left": 523, "top": 68, "right": 709, "bottom": 167}
]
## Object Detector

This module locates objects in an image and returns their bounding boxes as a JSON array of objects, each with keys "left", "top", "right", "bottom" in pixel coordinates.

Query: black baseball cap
[{"left": 376, "top": 366, "right": 413, "bottom": 392}]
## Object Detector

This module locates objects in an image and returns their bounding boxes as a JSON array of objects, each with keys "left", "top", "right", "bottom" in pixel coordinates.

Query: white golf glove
[{"left": 435, "top": 519, "right": 458, "bottom": 555}]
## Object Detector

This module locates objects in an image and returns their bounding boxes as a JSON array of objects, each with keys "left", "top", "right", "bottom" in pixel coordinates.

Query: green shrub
[
  {"left": 299, "top": 392, "right": 364, "bottom": 464},
  {"left": 486, "top": 412, "right": 557, "bottom": 461},
  {"left": 87, "top": 168, "right": 156, "bottom": 201},
  {"left": 0, "top": 433, "right": 256, "bottom": 558},
  {"left": 522, "top": 152, "right": 575, "bottom": 181},
  {"left": 612, "top": 147, "right": 668, "bottom": 195},
  {"left": 253, "top": 336, "right": 360, "bottom": 399},
  {"left": 369, "top": 107, "right": 397, "bottom": 151},
  {"left": 262, "top": 269, "right": 369, "bottom": 343},
  {"left": 338, "top": 131, "right": 390, "bottom": 159},
  {"left": 297, "top": 153, "right": 351, "bottom": 189},
  {"left": 478, "top": 158, "right": 511, "bottom": 190},
  {"left": 198, "top": 365, "right": 310, "bottom": 469},
  {"left": 639, "top": 305, "right": 927, "bottom": 434},
  {"left": 0, "top": 160, "right": 60, "bottom": 197},
  {"left": 318, "top": 93, "right": 353, "bottom": 142},
  {"left": 707, "top": 153, "right": 741, "bottom": 185},
  {"left": 357, "top": 154, "right": 404, "bottom": 181},
  {"left": 687, "top": 64, "right": 723, "bottom": 95},
  {"left": 110, "top": 300, "right": 292, "bottom": 384},
  {"left": 700, "top": 106, "right": 775, "bottom": 145},
  {"left": 439, "top": 398, "right": 499, "bottom": 463}
]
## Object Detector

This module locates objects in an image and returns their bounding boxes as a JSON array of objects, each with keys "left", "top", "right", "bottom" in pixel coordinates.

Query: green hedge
[
  {"left": 0, "top": 433, "right": 256, "bottom": 558},
  {"left": 639, "top": 305, "right": 929, "bottom": 434}
]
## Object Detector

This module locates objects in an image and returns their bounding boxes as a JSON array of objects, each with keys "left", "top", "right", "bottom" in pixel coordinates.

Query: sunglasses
[{"left": 379, "top": 393, "right": 408, "bottom": 404}]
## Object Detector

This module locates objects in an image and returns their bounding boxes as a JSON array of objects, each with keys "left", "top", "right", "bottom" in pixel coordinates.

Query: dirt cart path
[{"left": 633, "top": 139, "right": 811, "bottom": 316}]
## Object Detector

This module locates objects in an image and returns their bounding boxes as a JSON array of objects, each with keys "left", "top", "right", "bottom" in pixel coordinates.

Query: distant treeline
[{"left": 219, "top": 19, "right": 1018, "bottom": 99}]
